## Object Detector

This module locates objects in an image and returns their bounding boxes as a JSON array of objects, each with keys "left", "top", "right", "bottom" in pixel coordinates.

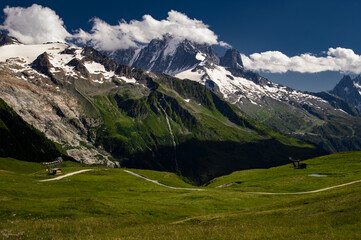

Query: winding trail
[
  {"left": 124, "top": 170, "right": 204, "bottom": 191},
  {"left": 39, "top": 169, "right": 94, "bottom": 182},
  {"left": 39, "top": 168, "right": 361, "bottom": 194},
  {"left": 243, "top": 179, "right": 361, "bottom": 195},
  {"left": 124, "top": 170, "right": 361, "bottom": 194}
]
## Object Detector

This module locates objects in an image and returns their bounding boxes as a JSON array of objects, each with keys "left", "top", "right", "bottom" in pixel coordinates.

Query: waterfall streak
[{"left": 160, "top": 105, "right": 178, "bottom": 172}]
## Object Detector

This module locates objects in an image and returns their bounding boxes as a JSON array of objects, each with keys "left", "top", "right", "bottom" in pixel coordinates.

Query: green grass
[
  {"left": 0, "top": 158, "right": 43, "bottom": 174},
  {"left": 0, "top": 152, "right": 360, "bottom": 239},
  {"left": 207, "top": 151, "right": 361, "bottom": 192},
  {"left": 129, "top": 169, "right": 196, "bottom": 188}
]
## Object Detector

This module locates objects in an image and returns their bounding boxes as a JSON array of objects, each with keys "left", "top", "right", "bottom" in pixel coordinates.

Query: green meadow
[{"left": 0, "top": 152, "right": 360, "bottom": 239}]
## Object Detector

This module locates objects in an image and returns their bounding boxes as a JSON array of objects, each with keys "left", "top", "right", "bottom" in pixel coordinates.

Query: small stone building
[{"left": 52, "top": 168, "right": 62, "bottom": 175}]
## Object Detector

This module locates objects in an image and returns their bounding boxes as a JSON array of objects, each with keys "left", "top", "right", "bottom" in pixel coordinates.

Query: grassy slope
[
  {"left": 90, "top": 78, "right": 325, "bottom": 184},
  {"left": 242, "top": 94, "right": 361, "bottom": 154},
  {"left": 0, "top": 152, "right": 360, "bottom": 239},
  {"left": 206, "top": 151, "right": 361, "bottom": 192}
]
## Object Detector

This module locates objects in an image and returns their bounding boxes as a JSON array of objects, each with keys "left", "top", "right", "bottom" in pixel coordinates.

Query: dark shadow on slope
[{"left": 120, "top": 138, "right": 326, "bottom": 185}]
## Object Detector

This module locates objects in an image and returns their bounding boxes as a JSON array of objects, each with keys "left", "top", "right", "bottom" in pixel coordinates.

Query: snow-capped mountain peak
[
  {"left": 104, "top": 35, "right": 220, "bottom": 75},
  {"left": 331, "top": 75, "right": 361, "bottom": 110}
]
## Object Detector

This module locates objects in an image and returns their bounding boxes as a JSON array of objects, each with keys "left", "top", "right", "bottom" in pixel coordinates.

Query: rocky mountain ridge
[
  {"left": 106, "top": 36, "right": 361, "bottom": 153},
  {"left": 105, "top": 35, "right": 220, "bottom": 75}
]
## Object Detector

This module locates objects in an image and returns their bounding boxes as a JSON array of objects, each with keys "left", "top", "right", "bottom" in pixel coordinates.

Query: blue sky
[{"left": 1, "top": 0, "right": 360, "bottom": 92}]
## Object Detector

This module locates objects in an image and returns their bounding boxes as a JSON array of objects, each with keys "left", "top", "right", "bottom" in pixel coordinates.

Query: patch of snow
[
  {"left": 0, "top": 43, "right": 68, "bottom": 63},
  {"left": 195, "top": 52, "right": 206, "bottom": 61},
  {"left": 175, "top": 69, "right": 203, "bottom": 81},
  {"left": 83, "top": 61, "right": 115, "bottom": 80},
  {"left": 354, "top": 82, "right": 361, "bottom": 95},
  {"left": 84, "top": 61, "right": 106, "bottom": 74},
  {"left": 129, "top": 48, "right": 142, "bottom": 66},
  {"left": 162, "top": 38, "right": 181, "bottom": 59},
  {"left": 120, "top": 76, "right": 136, "bottom": 83},
  {"left": 337, "top": 108, "right": 348, "bottom": 114},
  {"left": 48, "top": 50, "right": 79, "bottom": 77},
  {"left": 354, "top": 82, "right": 361, "bottom": 89},
  {"left": 249, "top": 98, "right": 260, "bottom": 106},
  {"left": 184, "top": 99, "right": 190, "bottom": 102},
  {"left": 93, "top": 80, "right": 104, "bottom": 84},
  {"left": 74, "top": 49, "right": 83, "bottom": 60}
]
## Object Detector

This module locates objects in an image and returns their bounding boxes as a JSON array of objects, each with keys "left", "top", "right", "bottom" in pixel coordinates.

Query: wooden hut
[{"left": 52, "top": 168, "right": 62, "bottom": 175}]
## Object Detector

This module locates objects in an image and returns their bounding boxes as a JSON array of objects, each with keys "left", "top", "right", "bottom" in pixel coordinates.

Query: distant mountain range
[{"left": 105, "top": 35, "right": 361, "bottom": 153}]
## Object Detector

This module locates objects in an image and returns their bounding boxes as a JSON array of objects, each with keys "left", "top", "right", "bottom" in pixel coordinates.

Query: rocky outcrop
[
  {"left": 0, "top": 31, "right": 20, "bottom": 46},
  {"left": 330, "top": 75, "right": 361, "bottom": 111},
  {"left": 82, "top": 46, "right": 118, "bottom": 71},
  {"left": 32, "top": 52, "right": 60, "bottom": 85},
  {"left": 67, "top": 58, "right": 90, "bottom": 78},
  {"left": 220, "top": 49, "right": 243, "bottom": 69}
]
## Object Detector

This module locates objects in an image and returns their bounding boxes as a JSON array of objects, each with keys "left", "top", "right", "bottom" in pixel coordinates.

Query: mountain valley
[{"left": 0, "top": 3, "right": 361, "bottom": 239}]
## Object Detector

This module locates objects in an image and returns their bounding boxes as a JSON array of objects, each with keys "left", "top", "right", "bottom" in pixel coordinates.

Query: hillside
[
  {"left": 0, "top": 98, "right": 69, "bottom": 162},
  {"left": 92, "top": 76, "right": 325, "bottom": 184},
  {"left": 0, "top": 152, "right": 360, "bottom": 239}
]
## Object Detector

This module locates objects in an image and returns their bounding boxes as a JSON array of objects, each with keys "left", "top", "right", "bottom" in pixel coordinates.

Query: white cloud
[
  {"left": 242, "top": 48, "right": 361, "bottom": 74},
  {"left": 74, "top": 10, "right": 228, "bottom": 51},
  {"left": 219, "top": 41, "right": 232, "bottom": 49},
  {"left": 74, "top": 18, "right": 138, "bottom": 51},
  {"left": 0, "top": 5, "right": 230, "bottom": 51},
  {"left": 0, "top": 4, "right": 71, "bottom": 44}
]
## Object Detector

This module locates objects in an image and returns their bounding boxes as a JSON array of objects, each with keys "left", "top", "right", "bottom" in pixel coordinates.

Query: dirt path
[
  {"left": 39, "top": 169, "right": 94, "bottom": 182},
  {"left": 123, "top": 170, "right": 204, "bottom": 191},
  {"left": 243, "top": 179, "right": 361, "bottom": 195},
  {"left": 124, "top": 170, "right": 361, "bottom": 194}
]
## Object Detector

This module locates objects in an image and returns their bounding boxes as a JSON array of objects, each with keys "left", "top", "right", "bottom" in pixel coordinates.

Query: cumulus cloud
[
  {"left": 242, "top": 48, "right": 361, "bottom": 74},
  {"left": 74, "top": 18, "right": 138, "bottom": 51},
  {"left": 0, "top": 5, "right": 230, "bottom": 51},
  {"left": 74, "top": 10, "right": 229, "bottom": 51},
  {"left": 0, "top": 4, "right": 71, "bottom": 44}
]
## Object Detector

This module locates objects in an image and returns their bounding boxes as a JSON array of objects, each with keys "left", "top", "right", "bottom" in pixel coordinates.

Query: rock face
[
  {"left": 66, "top": 58, "right": 90, "bottom": 78},
  {"left": 220, "top": 49, "right": 244, "bottom": 69},
  {"left": 0, "top": 98, "right": 73, "bottom": 162},
  {"left": 0, "top": 31, "right": 20, "bottom": 46},
  {"left": 330, "top": 75, "right": 361, "bottom": 111}
]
